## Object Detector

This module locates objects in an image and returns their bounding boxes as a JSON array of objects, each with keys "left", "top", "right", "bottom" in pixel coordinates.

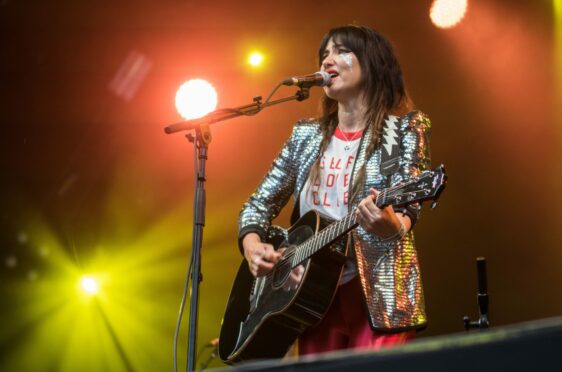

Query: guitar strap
[{"left": 380, "top": 114, "right": 401, "bottom": 176}]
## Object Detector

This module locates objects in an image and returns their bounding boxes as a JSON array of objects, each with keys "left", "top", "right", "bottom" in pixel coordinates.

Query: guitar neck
[
  {"left": 291, "top": 211, "right": 358, "bottom": 268},
  {"left": 289, "top": 166, "right": 447, "bottom": 269},
  {"left": 289, "top": 187, "right": 404, "bottom": 268}
]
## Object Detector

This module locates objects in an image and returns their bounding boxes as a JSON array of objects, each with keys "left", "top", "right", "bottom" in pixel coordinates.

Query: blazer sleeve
[
  {"left": 391, "top": 110, "right": 432, "bottom": 226},
  {"left": 237, "top": 125, "right": 301, "bottom": 253}
]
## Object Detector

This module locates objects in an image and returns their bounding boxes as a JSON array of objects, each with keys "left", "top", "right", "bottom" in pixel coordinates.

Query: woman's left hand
[{"left": 355, "top": 187, "right": 410, "bottom": 238}]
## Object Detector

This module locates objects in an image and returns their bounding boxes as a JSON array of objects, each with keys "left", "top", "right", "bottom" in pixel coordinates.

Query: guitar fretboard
[
  {"left": 291, "top": 211, "right": 357, "bottom": 268},
  {"left": 287, "top": 169, "right": 443, "bottom": 269}
]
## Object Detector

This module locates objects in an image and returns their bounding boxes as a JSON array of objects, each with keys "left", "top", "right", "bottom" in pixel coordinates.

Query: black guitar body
[
  {"left": 218, "top": 211, "right": 347, "bottom": 364},
  {"left": 218, "top": 165, "right": 447, "bottom": 364}
]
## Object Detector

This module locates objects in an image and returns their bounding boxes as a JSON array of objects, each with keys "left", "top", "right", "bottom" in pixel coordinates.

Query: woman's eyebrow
[{"left": 322, "top": 43, "right": 344, "bottom": 55}]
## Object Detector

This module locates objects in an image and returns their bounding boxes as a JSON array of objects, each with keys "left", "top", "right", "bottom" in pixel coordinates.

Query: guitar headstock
[{"left": 377, "top": 165, "right": 447, "bottom": 208}]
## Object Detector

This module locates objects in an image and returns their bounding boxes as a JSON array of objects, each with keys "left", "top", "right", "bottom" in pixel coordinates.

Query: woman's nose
[{"left": 322, "top": 56, "right": 334, "bottom": 69}]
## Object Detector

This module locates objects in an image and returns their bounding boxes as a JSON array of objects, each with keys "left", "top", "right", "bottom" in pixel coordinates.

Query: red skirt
[{"left": 298, "top": 276, "right": 414, "bottom": 355}]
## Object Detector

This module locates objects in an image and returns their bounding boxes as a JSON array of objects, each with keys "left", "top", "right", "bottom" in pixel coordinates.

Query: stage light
[
  {"left": 80, "top": 276, "right": 100, "bottom": 295},
  {"left": 430, "top": 0, "right": 468, "bottom": 29},
  {"left": 248, "top": 51, "right": 264, "bottom": 67},
  {"left": 3, "top": 199, "right": 197, "bottom": 371},
  {"left": 175, "top": 79, "right": 218, "bottom": 120}
]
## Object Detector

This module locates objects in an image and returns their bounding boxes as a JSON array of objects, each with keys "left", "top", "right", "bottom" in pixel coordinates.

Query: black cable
[
  {"left": 173, "top": 252, "right": 194, "bottom": 372},
  {"left": 264, "top": 82, "right": 284, "bottom": 104},
  {"left": 173, "top": 138, "right": 199, "bottom": 372}
]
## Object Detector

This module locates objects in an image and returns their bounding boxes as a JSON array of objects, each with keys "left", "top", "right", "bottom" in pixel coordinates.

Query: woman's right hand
[{"left": 242, "top": 233, "right": 282, "bottom": 277}]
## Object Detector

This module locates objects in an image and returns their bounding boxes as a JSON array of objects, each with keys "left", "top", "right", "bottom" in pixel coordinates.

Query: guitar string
[
  {"left": 265, "top": 211, "right": 356, "bottom": 278},
  {"left": 252, "top": 174, "right": 440, "bottom": 313},
  {"left": 261, "top": 174, "right": 434, "bottom": 280},
  {"left": 264, "top": 194, "right": 398, "bottom": 281},
  {"left": 264, "top": 185, "right": 416, "bottom": 275}
]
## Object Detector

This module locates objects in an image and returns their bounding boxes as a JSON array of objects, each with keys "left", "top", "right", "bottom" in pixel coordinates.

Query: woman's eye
[{"left": 338, "top": 48, "right": 350, "bottom": 54}]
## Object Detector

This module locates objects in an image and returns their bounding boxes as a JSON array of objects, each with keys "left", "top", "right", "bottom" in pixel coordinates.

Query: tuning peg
[{"left": 431, "top": 201, "right": 438, "bottom": 209}]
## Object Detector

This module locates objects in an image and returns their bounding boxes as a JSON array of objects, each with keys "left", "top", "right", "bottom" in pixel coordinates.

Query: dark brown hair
[{"left": 309, "top": 25, "right": 412, "bottom": 198}]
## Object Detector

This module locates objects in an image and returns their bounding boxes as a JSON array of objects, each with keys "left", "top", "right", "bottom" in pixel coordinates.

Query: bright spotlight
[
  {"left": 430, "top": 0, "right": 468, "bottom": 29},
  {"left": 175, "top": 79, "right": 218, "bottom": 120},
  {"left": 248, "top": 52, "right": 264, "bottom": 67},
  {"left": 80, "top": 276, "right": 100, "bottom": 295}
]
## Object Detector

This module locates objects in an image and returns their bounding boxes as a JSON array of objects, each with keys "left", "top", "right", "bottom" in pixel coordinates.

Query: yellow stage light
[
  {"left": 80, "top": 276, "right": 100, "bottom": 295},
  {"left": 2, "top": 194, "right": 215, "bottom": 371},
  {"left": 175, "top": 79, "right": 218, "bottom": 120},
  {"left": 430, "top": 0, "right": 468, "bottom": 29},
  {"left": 248, "top": 52, "right": 264, "bottom": 67}
]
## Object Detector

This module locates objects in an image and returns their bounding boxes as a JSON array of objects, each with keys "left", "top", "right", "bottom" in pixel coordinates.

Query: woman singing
[{"left": 238, "top": 25, "right": 431, "bottom": 355}]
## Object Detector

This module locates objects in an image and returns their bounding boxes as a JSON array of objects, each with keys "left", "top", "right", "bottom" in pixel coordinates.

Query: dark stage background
[{"left": 1, "top": 0, "right": 561, "bottom": 370}]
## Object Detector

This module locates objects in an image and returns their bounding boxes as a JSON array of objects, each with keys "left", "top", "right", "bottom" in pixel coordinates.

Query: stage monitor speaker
[{"left": 221, "top": 316, "right": 562, "bottom": 372}]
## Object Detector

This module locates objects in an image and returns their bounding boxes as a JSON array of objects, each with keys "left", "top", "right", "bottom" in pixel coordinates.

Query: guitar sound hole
[
  {"left": 272, "top": 245, "right": 295, "bottom": 289},
  {"left": 271, "top": 223, "right": 314, "bottom": 290}
]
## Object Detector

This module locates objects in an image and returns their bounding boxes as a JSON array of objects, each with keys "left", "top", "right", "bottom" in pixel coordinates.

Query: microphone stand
[
  {"left": 463, "top": 257, "right": 490, "bottom": 331},
  {"left": 165, "top": 87, "right": 310, "bottom": 134},
  {"left": 165, "top": 87, "right": 310, "bottom": 372}
]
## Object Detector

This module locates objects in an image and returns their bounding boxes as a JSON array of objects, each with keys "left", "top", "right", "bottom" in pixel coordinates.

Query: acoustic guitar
[{"left": 219, "top": 165, "right": 446, "bottom": 364}]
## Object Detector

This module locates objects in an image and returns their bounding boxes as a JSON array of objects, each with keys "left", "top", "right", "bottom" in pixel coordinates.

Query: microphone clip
[{"left": 296, "top": 87, "right": 310, "bottom": 101}]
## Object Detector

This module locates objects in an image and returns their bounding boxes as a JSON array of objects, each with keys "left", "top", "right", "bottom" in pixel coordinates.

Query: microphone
[{"left": 282, "top": 71, "right": 332, "bottom": 87}]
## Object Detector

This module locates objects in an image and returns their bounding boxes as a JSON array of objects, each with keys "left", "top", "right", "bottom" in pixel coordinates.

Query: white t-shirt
[{"left": 300, "top": 126, "right": 363, "bottom": 284}]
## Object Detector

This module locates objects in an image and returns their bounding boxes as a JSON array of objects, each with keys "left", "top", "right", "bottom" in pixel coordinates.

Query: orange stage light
[
  {"left": 175, "top": 79, "right": 218, "bottom": 120},
  {"left": 430, "top": 0, "right": 468, "bottom": 29}
]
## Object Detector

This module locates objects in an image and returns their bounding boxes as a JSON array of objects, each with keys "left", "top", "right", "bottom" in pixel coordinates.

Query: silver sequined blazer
[{"left": 239, "top": 110, "right": 431, "bottom": 331}]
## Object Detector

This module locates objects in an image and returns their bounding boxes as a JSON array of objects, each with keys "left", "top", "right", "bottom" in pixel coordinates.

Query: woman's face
[{"left": 320, "top": 38, "right": 363, "bottom": 102}]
